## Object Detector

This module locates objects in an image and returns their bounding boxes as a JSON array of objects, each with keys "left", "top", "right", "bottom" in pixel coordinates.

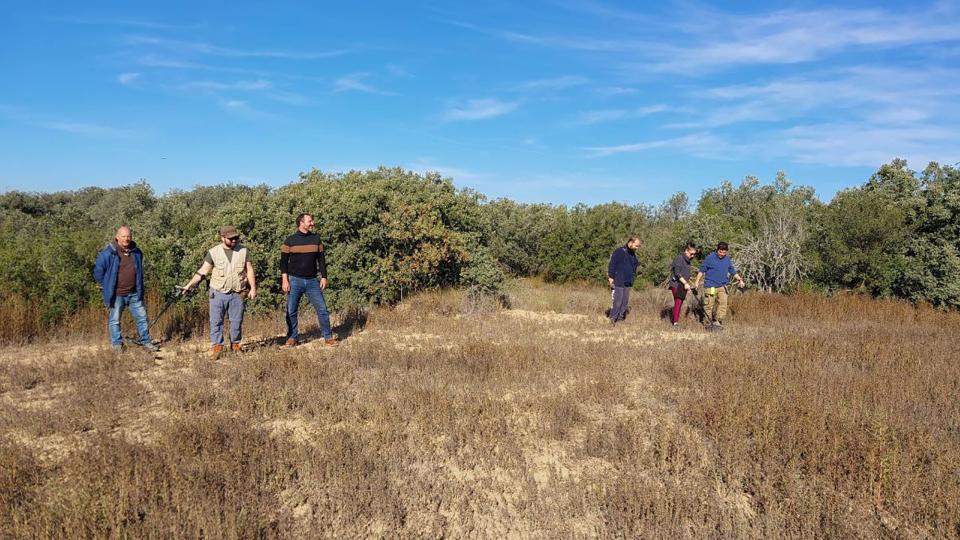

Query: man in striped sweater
[{"left": 281, "top": 213, "right": 337, "bottom": 346}]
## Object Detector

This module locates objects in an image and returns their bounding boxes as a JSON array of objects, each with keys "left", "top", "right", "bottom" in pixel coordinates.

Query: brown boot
[
  {"left": 284, "top": 338, "right": 297, "bottom": 347},
  {"left": 211, "top": 344, "right": 224, "bottom": 360},
  {"left": 231, "top": 343, "right": 242, "bottom": 353},
  {"left": 324, "top": 337, "right": 339, "bottom": 346}
]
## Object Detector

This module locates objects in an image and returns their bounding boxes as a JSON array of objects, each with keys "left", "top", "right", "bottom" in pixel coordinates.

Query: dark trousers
[{"left": 610, "top": 286, "right": 630, "bottom": 322}]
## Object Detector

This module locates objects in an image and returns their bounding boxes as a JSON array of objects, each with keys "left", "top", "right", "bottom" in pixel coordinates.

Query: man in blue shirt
[
  {"left": 607, "top": 236, "right": 641, "bottom": 324},
  {"left": 694, "top": 242, "right": 745, "bottom": 329}
]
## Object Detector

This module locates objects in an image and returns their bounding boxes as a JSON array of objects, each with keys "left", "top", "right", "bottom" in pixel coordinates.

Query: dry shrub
[{"left": 1, "top": 281, "right": 959, "bottom": 537}]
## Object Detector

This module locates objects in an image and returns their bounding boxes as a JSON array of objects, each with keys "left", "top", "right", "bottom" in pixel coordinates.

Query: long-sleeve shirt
[
  {"left": 669, "top": 252, "right": 692, "bottom": 287},
  {"left": 280, "top": 231, "right": 328, "bottom": 279},
  {"left": 607, "top": 245, "right": 638, "bottom": 287},
  {"left": 699, "top": 252, "right": 736, "bottom": 288}
]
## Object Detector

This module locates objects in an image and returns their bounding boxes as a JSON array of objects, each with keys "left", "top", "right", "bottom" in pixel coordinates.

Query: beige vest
[{"left": 208, "top": 244, "right": 248, "bottom": 293}]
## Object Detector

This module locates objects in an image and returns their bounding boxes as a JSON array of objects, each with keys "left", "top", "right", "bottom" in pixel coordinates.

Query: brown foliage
[{"left": 1, "top": 281, "right": 958, "bottom": 537}]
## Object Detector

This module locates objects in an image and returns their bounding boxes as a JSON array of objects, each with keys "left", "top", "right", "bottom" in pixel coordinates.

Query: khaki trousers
[{"left": 703, "top": 286, "right": 728, "bottom": 323}]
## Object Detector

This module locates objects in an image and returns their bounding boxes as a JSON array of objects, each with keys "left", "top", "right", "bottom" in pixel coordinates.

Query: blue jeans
[
  {"left": 108, "top": 293, "right": 151, "bottom": 346},
  {"left": 209, "top": 289, "right": 245, "bottom": 345},
  {"left": 286, "top": 276, "right": 332, "bottom": 341}
]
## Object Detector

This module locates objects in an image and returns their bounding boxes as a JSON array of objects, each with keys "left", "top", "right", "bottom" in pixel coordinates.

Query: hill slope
[{"left": 2, "top": 280, "right": 958, "bottom": 537}]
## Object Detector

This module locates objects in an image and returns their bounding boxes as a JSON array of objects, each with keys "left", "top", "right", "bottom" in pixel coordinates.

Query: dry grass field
[{"left": 1, "top": 279, "right": 958, "bottom": 538}]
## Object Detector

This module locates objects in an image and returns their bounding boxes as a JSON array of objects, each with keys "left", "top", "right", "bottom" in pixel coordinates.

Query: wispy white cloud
[
  {"left": 178, "top": 79, "right": 273, "bottom": 92},
  {"left": 442, "top": 98, "right": 519, "bottom": 121},
  {"left": 596, "top": 86, "right": 638, "bottom": 97},
  {"left": 116, "top": 72, "right": 141, "bottom": 85},
  {"left": 387, "top": 64, "right": 413, "bottom": 78},
  {"left": 334, "top": 73, "right": 398, "bottom": 96},
  {"left": 646, "top": 8, "right": 960, "bottom": 74},
  {"left": 49, "top": 15, "right": 204, "bottom": 31},
  {"left": 137, "top": 54, "right": 205, "bottom": 70},
  {"left": 776, "top": 123, "right": 957, "bottom": 167},
  {"left": 267, "top": 91, "right": 312, "bottom": 106},
  {"left": 575, "top": 109, "right": 627, "bottom": 125},
  {"left": 513, "top": 75, "right": 589, "bottom": 91},
  {"left": 1, "top": 105, "right": 139, "bottom": 137},
  {"left": 672, "top": 66, "right": 960, "bottom": 128},
  {"left": 40, "top": 121, "right": 136, "bottom": 137},
  {"left": 572, "top": 104, "right": 670, "bottom": 125},
  {"left": 407, "top": 159, "right": 490, "bottom": 183},
  {"left": 454, "top": 6, "right": 960, "bottom": 75},
  {"left": 583, "top": 133, "right": 736, "bottom": 159},
  {"left": 126, "top": 35, "right": 348, "bottom": 60},
  {"left": 218, "top": 99, "right": 279, "bottom": 119}
]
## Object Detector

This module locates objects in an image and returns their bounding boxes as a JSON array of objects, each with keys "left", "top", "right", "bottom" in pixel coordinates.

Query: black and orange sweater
[{"left": 280, "top": 231, "right": 328, "bottom": 279}]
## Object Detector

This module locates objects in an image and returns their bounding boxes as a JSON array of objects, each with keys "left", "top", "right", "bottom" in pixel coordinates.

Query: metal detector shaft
[{"left": 146, "top": 291, "right": 182, "bottom": 331}]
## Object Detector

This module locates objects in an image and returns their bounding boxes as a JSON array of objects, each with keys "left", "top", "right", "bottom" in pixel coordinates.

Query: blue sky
[{"left": 1, "top": 1, "right": 959, "bottom": 205}]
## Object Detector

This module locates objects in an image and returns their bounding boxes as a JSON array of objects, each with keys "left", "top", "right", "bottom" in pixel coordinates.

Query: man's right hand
[
  {"left": 608, "top": 277, "right": 615, "bottom": 287},
  {"left": 282, "top": 279, "right": 290, "bottom": 294}
]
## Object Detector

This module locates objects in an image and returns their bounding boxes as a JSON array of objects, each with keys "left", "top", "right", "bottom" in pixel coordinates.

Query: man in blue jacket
[
  {"left": 93, "top": 226, "right": 159, "bottom": 352},
  {"left": 694, "top": 242, "right": 745, "bottom": 329},
  {"left": 607, "top": 236, "right": 641, "bottom": 324}
]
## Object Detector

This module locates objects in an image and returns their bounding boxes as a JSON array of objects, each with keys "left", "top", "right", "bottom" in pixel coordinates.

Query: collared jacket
[
  {"left": 93, "top": 241, "right": 145, "bottom": 306},
  {"left": 607, "top": 245, "right": 639, "bottom": 287}
]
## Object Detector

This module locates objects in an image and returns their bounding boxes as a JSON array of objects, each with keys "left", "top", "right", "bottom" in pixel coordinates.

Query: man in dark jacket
[
  {"left": 92, "top": 226, "right": 159, "bottom": 352},
  {"left": 280, "top": 213, "right": 337, "bottom": 346},
  {"left": 607, "top": 236, "right": 641, "bottom": 324},
  {"left": 668, "top": 242, "right": 697, "bottom": 327}
]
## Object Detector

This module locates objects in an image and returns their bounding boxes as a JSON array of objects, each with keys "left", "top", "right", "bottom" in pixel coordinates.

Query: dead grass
[{"left": 1, "top": 279, "right": 958, "bottom": 538}]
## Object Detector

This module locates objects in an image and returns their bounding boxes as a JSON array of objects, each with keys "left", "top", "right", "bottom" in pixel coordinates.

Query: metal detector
[{"left": 123, "top": 286, "right": 196, "bottom": 345}]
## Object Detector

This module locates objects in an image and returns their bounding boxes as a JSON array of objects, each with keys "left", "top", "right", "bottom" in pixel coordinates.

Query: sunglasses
[{"left": 225, "top": 236, "right": 240, "bottom": 241}]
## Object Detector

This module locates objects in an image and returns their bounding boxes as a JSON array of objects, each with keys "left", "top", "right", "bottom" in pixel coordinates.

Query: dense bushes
[{"left": 1, "top": 159, "right": 958, "bottom": 336}]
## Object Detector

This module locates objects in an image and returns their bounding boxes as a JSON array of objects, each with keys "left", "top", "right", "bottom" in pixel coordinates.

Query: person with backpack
[
  {"left": 694, "top": 242, "right": 745, "bottom": 329},
  {"left": 607, "top": 236, "right": 641, "bottom": 324},
  {"left": 668, "top": 242, "right": 697, "bottom": 327}
]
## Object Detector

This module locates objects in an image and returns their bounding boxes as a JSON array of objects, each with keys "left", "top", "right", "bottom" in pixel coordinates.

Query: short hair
[
  {"left": 717, "top": 241, "right": 729, "bottom": 251},
  {"left": 296, "top": 213, "right": 312, "bottom": 226},
  {"left": 626, "top": 235, "right": 641, "bottom": 244},
  {"left": 684, "top": 241, "right": 697, "bottom": 251}
]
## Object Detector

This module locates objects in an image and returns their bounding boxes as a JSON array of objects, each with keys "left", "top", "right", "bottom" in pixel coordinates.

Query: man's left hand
[
  {"left": 319, "top": 277, "right": 328, "bottom": 290},
  {"left": 247, "top": 287, "right": 257, "bottom": 300}
]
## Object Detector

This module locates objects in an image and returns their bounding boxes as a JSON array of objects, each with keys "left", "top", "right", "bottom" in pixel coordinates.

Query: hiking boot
[
  {"left": 142, "top": 342, "right": 160, "bottom": 353},
  {"left": 211, "top": 344, "right": 224, "bottom": 360},
  {"left": 111, "top": 343, "right": 124, "bottom": 353},
  {"left": 231, "top": 343, "right": 242, "bottom": 353},
  {"left": 284, "top": 338, "right": 298, "bottom": 347},
  {"left": 324, "top": 337, "right": 339, "bottom": 346}
]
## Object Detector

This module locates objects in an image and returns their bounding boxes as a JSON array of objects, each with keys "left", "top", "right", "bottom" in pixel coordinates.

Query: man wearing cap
[
  {"left": 694, "top": 241, "right": 745, "bottom": 330},
  {"left": 180, "top": 225, "right": 257, "bottom": 359}
]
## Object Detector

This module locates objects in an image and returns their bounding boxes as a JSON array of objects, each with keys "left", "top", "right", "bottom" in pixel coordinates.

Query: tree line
[{"left": 1, "top": 158, "right": 958, "bottom": 328}]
